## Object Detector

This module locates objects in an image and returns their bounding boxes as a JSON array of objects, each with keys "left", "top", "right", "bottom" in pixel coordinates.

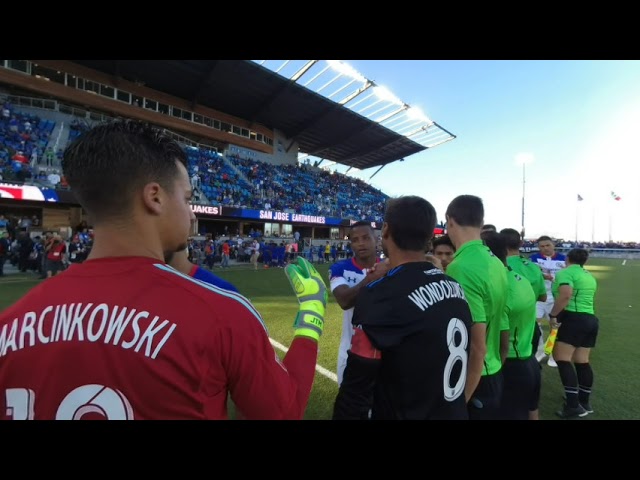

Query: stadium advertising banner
[
  {"left": 0, "top": 183, "right": 59, "bottom": 202},
  {"left": 238, "top": 208, "right": 341, "bottom": 225},
  {"left": 190, "top": 204, "right": 222, "bottom": 216},
  {"left": 190, "top": 204, "right": 342, "bottom": 225}
]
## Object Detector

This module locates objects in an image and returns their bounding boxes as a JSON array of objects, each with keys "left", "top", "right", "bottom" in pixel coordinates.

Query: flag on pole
[
  {"left": 577, "top": 194, "right": 584, "bottom": 201},
  {"left": 611, "top": 191, "right": 621, "bottom": 201}
]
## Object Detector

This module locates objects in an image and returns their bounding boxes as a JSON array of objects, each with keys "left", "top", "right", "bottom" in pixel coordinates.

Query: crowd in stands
[
  {"left": 0, "top": 101, "right": 63, "bottom": 186},
  {"left": 184, "top": 147, "right": 389, "bottom": 223},
  {"left": 68, "top": 118, "right": 91, "bottom": 143},
  {"left": 2, "top": 103, "right": 388, "bottom": 224},
  {"left": 185, "top": 147, "right": 251, "bottom": 206},
  {"left": 228, "top": 154, "right": 387, "bottom": 222},
  {"left": 183, "top": 148, "right": 389, "bottom": 223}
]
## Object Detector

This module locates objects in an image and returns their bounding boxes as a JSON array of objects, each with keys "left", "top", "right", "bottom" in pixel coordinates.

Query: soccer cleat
[
  {"left": 580, "top": 403, "right": 594, "bottom": 414},
  {"left": 547, "top": 356, "right": 558, "bottom": 367},
  {"left": 562, "top": 396, "right": 593, "bottom": 414},
  {"left": 556, "top": 403, "right": 588, "bottom": 419}
]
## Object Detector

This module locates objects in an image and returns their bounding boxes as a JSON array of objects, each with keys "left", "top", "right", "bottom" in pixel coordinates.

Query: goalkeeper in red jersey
[{"left": 0, "top": 120, "right": 327, "bottom": 420}]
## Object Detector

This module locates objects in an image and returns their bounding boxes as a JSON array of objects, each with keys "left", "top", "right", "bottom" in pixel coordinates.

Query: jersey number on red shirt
[{"left": 5, "top": 384, "right": 134, "bottom": 420}]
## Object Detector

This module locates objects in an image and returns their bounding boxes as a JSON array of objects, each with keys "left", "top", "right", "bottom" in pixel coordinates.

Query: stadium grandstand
[{"left": 0, "top": 59, "right": 454, "bottom": 249}]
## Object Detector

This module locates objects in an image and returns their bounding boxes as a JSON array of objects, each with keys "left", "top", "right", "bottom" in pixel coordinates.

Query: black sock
[
  {"left": 557, "top": 361, "right": 579, "bottom": 408},
  {"left": 575, "top": 363, "right": 593, "bottom": 405}
]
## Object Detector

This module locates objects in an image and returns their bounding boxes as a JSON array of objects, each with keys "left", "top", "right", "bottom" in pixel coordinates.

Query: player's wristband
[
  {"left": 293, "top": 301, "right": 325, "bottom": 341},
  {"left": 294, "top": 327, "right": 322, "bottom": 342}
]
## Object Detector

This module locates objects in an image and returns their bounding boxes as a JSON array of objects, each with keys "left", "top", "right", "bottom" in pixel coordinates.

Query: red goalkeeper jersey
[{"left": 0, "top": 256, "right": 317, "bottom": 420}]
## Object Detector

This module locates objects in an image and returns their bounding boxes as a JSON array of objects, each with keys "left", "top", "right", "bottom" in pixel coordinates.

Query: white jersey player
[
  {"left": 529, "top": 236, "right": 566, "bottom": 366},
  {"left": 328, "top": 222, "right": 387, "bottom": 385}
]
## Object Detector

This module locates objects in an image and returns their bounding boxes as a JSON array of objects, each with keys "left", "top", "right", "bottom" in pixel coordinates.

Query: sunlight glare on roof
[
  {"left": 372, "top": 85, "right": 403, "bottom": 106},
  {"left": 406, "top": 106, "right": 432, "bottom": 125},
  {"left": 326, "top": 60, "right": 366, "bottom": 83}
]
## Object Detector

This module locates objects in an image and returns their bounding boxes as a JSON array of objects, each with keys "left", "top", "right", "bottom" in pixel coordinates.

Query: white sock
[{"left": 535, "top": 330, "right": 546, "bottom": 361}]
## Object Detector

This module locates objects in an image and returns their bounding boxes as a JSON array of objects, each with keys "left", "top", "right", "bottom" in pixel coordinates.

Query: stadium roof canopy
[{"left": 70, "top": 60, "right": 456, "bottom": 172}]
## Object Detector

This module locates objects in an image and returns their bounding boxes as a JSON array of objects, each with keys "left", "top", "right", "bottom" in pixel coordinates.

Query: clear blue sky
[{"left": 329, "top": 60, "right": 640, "bottom": 242}]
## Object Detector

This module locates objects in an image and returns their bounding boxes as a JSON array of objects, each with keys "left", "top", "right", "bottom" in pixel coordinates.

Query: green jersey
[
  {"left": 505, "top": 267, "right": 537, "bottom": 359},
  {"left": 447, "top": 239, "right": 508, "bottom": 376},
  {"left": 506, "top": 255, "right": 546, "bottom": 302},
  {"left": 553, "top": 264, "right": 598, "bottom": 314}
]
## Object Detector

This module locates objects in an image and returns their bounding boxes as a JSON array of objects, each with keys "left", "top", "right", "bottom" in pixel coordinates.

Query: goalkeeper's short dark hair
[{"left": 62, "top": 119, "right": 187, "bottom": 222}]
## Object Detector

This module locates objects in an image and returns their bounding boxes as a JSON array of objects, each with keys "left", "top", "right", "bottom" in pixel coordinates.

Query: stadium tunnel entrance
[{"left": 0, "top": 198, "right": 86, "bottom": 239}]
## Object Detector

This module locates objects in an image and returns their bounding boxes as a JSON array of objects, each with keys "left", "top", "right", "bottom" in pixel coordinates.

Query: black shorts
[
  {"left": 556, "top": 311, "right": 599, "bottom": 348},
  {"left": 468, "top": 370, "right": 503, "bottom": 421},
  {"left": 46, "top": 259, "right": 64, "bottom": 274},
  {"left": 500, "top": 356, "right": 541, "bottom": 419}
]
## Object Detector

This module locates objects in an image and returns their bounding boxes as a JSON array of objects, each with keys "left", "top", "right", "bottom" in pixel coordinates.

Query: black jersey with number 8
[{"left": 333, "top": 261, "right": 474, "bottom": 420}]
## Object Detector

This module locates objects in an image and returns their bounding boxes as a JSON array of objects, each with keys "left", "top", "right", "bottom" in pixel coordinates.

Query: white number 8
[
  {"left": 5, "top": 385, "right": 134, "bottom": 420},
  {"left": 443, "top": 317, "right": 469, "bottom": 402}
]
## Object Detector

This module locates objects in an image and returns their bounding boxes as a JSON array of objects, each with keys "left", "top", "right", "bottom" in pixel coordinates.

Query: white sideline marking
[
  {"left": 269, "top": 338, "right": 338, "bottom": 383},
  {"left": 622, "top": 260, "right": 627, "bottom": 266}
]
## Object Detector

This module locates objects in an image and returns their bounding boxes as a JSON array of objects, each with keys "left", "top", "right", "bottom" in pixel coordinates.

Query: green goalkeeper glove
[{"left": 285, "top": 257, "right": 328, "bottom": 342}]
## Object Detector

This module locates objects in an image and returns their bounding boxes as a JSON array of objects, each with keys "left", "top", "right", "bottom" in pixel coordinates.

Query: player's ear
[
  {"left": 381, "top": 222, "right": 390, "bottom": 240},
  {"left": 445, "top": 214, "right": 454, "bottom": 228},
  {"left": 142, "top": 182, "right": 164, "bottom": 215}
]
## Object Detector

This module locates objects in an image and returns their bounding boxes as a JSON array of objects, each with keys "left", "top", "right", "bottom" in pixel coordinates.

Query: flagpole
[
  {"left": 575, "top": 199, "right": 579, "bottom": 244},
  {"left": 515, "top": 153, "right": 534, "bottom": 239},
  {"left": 609, "top": 191, "right": 622, "bottom": 243},
  {"left": 608, "top": 194, "right": 612, "bottom": 242},
  {"left": 591, "top": 206, "right": 595, "bottom": 243},
  {"left": 521, "top": 162, "right": 526, "bottom": 238}
]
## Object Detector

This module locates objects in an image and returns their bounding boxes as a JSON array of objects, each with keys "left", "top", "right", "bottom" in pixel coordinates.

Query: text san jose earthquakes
[
  {"left": 259, "top": 210, "right": 326, "bottom": 224},
  {"left": 0, "top": 304, "right": 177, "bottom": 359}
]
